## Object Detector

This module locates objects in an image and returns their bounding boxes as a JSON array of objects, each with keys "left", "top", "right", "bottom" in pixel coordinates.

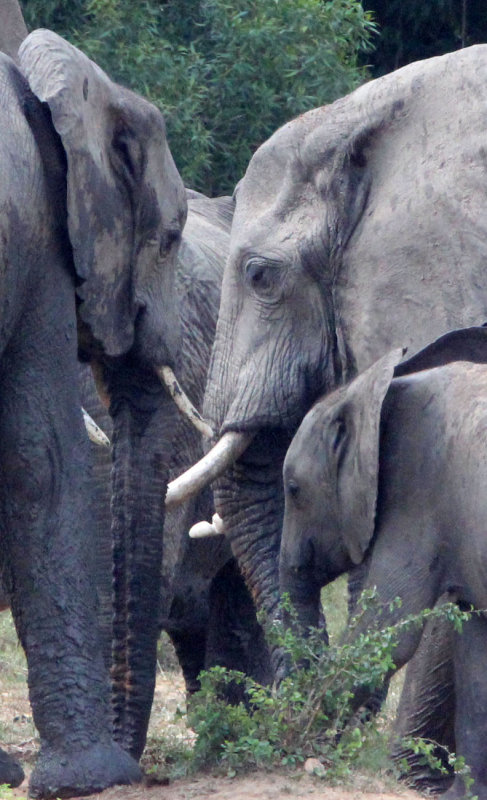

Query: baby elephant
[{"left": 280, "top": 326, "right": 487, "bottom": 800}]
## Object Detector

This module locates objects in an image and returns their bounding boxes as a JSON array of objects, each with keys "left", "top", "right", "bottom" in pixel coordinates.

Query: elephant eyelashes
[
  {"left": 160, "top": 229, "right": 181, "bottom": 256},
  {"left": 245, "top": 259, "right": 281, "bottom": 299}
]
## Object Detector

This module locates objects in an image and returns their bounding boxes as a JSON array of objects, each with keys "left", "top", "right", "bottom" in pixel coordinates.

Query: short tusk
[
  {"left": 189, "top": 513, "right": 225, "bottom": 539},
  {"left": 155, "top": 365, "right": 214, "bottom": 439},
  {"left": 165, "top": 431, "right": 253, "bottom": 510},
  {"left": 212, "top": 513, "right": 225, "bottom": 533},
  {"left": 82, "top": 408, "right": 111, "bottom": 447}
]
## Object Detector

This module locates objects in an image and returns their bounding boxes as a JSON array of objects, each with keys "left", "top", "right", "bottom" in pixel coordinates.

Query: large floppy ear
[
  {"left": 333, "top": 347, "right": 404, "bottom": 564},
  {"left": 19, "top": 29, "right": 157, "bottom": 356}
]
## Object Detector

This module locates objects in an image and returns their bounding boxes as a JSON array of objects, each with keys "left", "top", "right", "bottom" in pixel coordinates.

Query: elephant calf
[{"left": 280, "top": 326, "right": 487, "bottom": 800}]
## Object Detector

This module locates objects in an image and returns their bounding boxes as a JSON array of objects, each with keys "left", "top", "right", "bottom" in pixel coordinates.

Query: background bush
[{"left": 21, "top": 0, "right": 376, "bottom": 195}]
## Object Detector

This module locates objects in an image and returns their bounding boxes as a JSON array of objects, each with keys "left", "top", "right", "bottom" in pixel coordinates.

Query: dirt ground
[{"left": 0, "top": 662, "right": 424, "bottom": 800}]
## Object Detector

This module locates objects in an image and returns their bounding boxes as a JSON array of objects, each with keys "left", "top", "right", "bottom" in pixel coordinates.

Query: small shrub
[{"left": 188, "top": 593, "right": 472, "bottom": 783}]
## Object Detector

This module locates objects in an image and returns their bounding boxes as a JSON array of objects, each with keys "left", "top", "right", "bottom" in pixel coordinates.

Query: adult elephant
[
  {"left": 280, "top": 326, "right": 487, "bottom": 800},
  {"left": 0, "top": 18, "right": 189, "bottom": 799},
  {"left": 81, "top": 189, "right": 270, "bottom": 698},
  {"left": 169, "top": 45, "right": 487, "bottom": 673}
]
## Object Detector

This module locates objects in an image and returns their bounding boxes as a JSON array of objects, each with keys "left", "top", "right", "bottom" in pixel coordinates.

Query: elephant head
[
  {"left": 19, "top": 29, "right": 187, "bottom": 365},
  {"left": 280, "top": 325, "right": 487, "bottom": 633},
  {"left": 169, "top": 46, "right": 487, "bottom": 672},
  {"left": 279, "top": 348, "right": 402, "bottom": 629}
]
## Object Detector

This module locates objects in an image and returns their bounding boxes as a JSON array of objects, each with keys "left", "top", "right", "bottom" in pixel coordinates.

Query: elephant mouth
[{"left": 165, "top": 425, "right": 292, "bottom": 512}]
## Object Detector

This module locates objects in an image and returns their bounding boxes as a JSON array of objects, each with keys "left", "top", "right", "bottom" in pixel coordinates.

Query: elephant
[
  {"left": 81, "top": 188, "right": 271, "bottom": 699},
  {"left": 279, "top": 326, "right": 487, "bottom": 800},
  {"left": 0, "top": 11, "right": 190, "bottom": 797},
  {"left": 170, "top": 44, "right": 487, "bottom": 680}
]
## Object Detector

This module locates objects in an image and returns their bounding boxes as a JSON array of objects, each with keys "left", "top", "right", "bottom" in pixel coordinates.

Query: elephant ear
[
  {"left": 19, "top": 29, "right": 142, "bottom": 356},
  {"left": 304, "top": 115, "right": 382, "bottom": 255},
  {"left": 334, "top": 347, "right": 404, "bottom": 564},
  {"left": 394, "top": 325, "right": 487, "bottom": 377}
]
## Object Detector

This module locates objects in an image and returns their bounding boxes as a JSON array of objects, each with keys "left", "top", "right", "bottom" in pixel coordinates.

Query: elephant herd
[{"left": 0, "top": 2, "right": 487, "bottom": 797}]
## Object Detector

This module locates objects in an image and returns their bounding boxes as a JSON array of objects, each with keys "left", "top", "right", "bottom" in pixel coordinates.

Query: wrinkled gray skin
[
  {"left": 0, "top": 12, "right": 186, "bottom": 798},
  {"left": 83, "top": 191, "right": 270, "bottom": 698},
  {"left": 203, "top": 44, "right": 487, "bottom": 699},
  {"left": 280, "top": 327, "right": 487, "bottom": 800}
]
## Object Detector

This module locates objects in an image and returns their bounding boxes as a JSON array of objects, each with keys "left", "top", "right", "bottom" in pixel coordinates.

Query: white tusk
[
  {"left": 189, "top": 513, "right": 225, "bottom": 539},
  {"left": 212, "top": 513, "right": 225, "bottom": 533},
  {"left": 82, "top": 408, "right": 111, "bottom": 448},
  {"left": 189, "top": 521, "right": 221, "bottom": 538},
  {"left": 165, "top": 430, "right": 253, "bottom": 510},
  {"left": 155, "top": 365, "right": 214, "bottom": 439}
]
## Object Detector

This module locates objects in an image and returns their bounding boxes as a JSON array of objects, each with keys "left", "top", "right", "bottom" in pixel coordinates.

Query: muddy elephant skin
[{"left": 0, "top": 22, "right": 186, "bottom": 799}]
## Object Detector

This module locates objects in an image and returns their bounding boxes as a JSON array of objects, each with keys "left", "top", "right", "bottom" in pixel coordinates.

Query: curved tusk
[
  {"left": 189, "top": 514, "right": 225, "bottom": 539},
  {"left": 165, "top": 431, "right": 253, "bottom": 510},
  {"left": 82, "top": 408, "right": 111, "bottom": 448},
  {"left": 155, "top": 365, "right": 214, "bottom": 439}
]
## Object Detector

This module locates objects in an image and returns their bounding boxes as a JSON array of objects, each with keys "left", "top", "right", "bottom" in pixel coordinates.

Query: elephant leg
[
  {"left": 0, "top": 309, "right": 140, "bottom": 797},
  {"left": 205, "top": 559, "right": 272, "bottom": 696},
  {"left": 168, "top": 628, "right": 207, "bottom": 695},
  {"left": 391, "top": 608, "right": 455, "bottom": 794},
  {"left": 442, "top": 614, "right": 487, "bottom": 800}
]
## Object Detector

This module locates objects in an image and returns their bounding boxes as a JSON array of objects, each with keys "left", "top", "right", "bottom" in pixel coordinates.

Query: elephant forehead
[{"left": 235, "top": 107, "right": 329, "bottom": 224}]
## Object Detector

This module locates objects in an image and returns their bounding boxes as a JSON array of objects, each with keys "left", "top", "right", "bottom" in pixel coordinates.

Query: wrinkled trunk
[
  {"left": 279, "top": 563, "right": 322, "bottom": 636},
  {"left": 211, "top": 431, "right": 291, "bottom": 677},
  {"left": 108, "top": 363, "right": 177, "bottom": 761}
]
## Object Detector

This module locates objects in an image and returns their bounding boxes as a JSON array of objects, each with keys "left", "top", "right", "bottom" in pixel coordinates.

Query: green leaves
[
  {"left": 22, "top": 0, "right": 376, "bottom": 194},
  {"left": 188, "top": 595, "right": 473, "bottom": 781}
]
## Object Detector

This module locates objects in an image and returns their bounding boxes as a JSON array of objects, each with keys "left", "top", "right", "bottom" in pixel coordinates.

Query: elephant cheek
[{"left": 132, "top": 246, "right": 181, "bottom": 369}]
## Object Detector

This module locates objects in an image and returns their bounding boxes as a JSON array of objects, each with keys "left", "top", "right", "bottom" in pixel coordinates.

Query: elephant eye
[
  {"left": 160, "top": 229, "right": 181, "bottom": 256},
  {"left": 287, "top": 479, "right": 300, "bottom": 499},
  {"left": 245, "top": 259, "right": 280, "bottom": 299}
]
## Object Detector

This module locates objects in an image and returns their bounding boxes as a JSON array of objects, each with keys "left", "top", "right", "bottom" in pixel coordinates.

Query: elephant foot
[
  {"left": 0, "top": 747, "right": 24, "bottom": 787},
  {"left": 29, "top": 741, "right": 142, "bottom": 799}
]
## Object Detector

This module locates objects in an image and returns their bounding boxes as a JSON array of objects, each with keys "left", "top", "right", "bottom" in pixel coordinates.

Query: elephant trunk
[
  {"left": 212, "top": 432, "right": 290, "bottom": 677},
  {"left": 279, "top": 560, "right": 322, "bottom": 636},
  {"left": 109, "top": 364, "right": 176, "bottom": 761}
]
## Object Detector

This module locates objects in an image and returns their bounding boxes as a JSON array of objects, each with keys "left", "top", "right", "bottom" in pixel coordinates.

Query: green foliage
[
  {"left": 21, "top": 0, "right": 376, "bottom": 194},
  {"left": 188, "top": 593, "right": 472, "bottom": 782},
  {"left": 0, "top": 785, "right": 25, "bottom": 799},
  {"left": 400, "top": 739, "right": 477, "bottom": 800}
]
